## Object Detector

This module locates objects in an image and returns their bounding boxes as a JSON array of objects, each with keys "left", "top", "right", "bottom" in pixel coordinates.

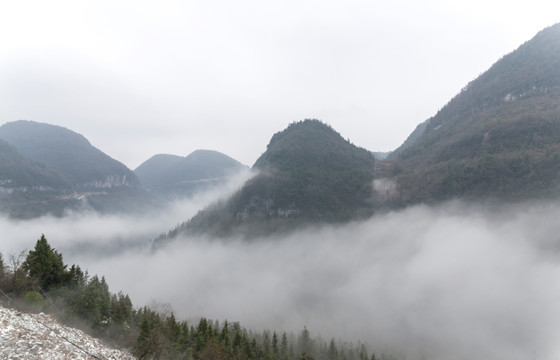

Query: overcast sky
[{"left": 0, "top": 1, "right": 558, "bottom": 169}]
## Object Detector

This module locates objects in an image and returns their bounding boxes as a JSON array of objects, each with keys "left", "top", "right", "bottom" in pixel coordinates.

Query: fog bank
[{"left": 3, "top": 199, "right": 560, "bottom": 359}]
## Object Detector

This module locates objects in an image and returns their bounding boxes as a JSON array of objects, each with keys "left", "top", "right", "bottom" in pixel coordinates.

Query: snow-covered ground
[{"left": 0, "top": 305, "right": 136, "bottom": 360}]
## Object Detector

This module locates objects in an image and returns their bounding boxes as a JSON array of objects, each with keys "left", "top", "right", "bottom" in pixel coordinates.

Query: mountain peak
[
  {"left": 134, "top": 149, "right": 246, "bottom": 195},
  {"left": 160, "top": 119, "right": 375, "bottom": 240},
  {"left": 0, "top": 120, "right": 137, "bottom": 188}
]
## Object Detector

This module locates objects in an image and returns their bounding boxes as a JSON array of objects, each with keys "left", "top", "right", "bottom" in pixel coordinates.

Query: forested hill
[
  {"left": 159, "top": 119, "right": 375, "bottom": 240},
  {"left": 251, "top": 119, "right": 374, "bottom": 219},
  {"left": 0, "top": 234, "right": 389, "bottom": 360},
  {"left": 0, "top": 120, "right": 138, "bottom": 189},
  {"left": 0, "top": 139, "right": 68, "bottom": 190},
  {"left": 0, "top": 120, "right": 144, "bottom": 218},
  {"left": 386, "top": 23, "right": 560, "bottom": 203},
  {"left": 135, "top": 149, "right": 247, "bottom": 196}
]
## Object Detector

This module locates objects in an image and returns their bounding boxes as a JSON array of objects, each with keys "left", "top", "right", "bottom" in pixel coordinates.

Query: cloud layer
[{"left": 3, "top": 199, "right": 560, "bottom": 359}]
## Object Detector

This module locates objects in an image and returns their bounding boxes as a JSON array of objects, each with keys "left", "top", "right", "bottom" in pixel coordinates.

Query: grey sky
[{"left": 0, "top": 1, "right": 558, "bottom": 169}]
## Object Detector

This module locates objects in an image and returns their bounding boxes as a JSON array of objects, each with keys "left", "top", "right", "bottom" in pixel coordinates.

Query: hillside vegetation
[
  {"left": 160, "top": 119, "right": 375, "bottom": 239},
  {"left": 0, "top": 120, "right": 138, "bottom": 188},
  {"left": 0, "top": 139, "right": 68, "bottom": 190},
  {"left": 135, "top": 150, "right": 247, "bottom": 196},
  {"left": 0, "top": 121, "right": 150, "bottom": 217},
  {"left": 0, "top": 234, "right": 390, "bottom": 360},
  {"left": 388, "top": 23, "right": 560, "bottom": 203}
]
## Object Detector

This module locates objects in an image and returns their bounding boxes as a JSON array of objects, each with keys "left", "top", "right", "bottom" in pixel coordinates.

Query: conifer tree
[
  {"left": 22, "top": 234, "right": 66, "bottom": 290},
  {"left": 0, "top": 252, "right": 4, "bottom": 278},
  {"left": 272, "top": 331, "right": 280, "bottom": 360},
  {"left": 280, "top": 332, "right": 289, "bottom": 360},
  {"left": 328, "top": 338, "right": 339, "bottom": 360}
]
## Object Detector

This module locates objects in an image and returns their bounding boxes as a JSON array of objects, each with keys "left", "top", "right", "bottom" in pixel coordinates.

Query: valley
[{"left": 2, "top": 19, "right": 560, "bottom": 360}]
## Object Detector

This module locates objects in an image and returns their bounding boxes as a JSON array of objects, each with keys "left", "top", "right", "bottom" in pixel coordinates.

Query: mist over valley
[
  {"left": 2, "top": 12, "right": 560, "bottom": 360},
  {"left": 3, "top": 198, "right": 560, "bottom": 360}
]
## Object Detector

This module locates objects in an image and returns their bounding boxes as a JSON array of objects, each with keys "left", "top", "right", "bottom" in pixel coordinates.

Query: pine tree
[
  {"left": 298, "top": 326, "right": 314, "bottom": 357},
  {"left": 280, "top": 332, "right": 289, "bottom": 360},
  {"left": 359, "top": 344, "right": 369, "bottom": 360},
  {"left": 220, "top": 320, "right": 232, "bottom": 355},
  {"left": 22, "top": 234, "right": 66, "bottom": 290},
  {"left": 263, "top": 330, "right": 272, "bottom": 360},
  {"left": 328, "top": 338, "right": 339, "bottom": 360},
  {"left": 272, "top": 331, "right": 280, "bottom": 360},
  {"left": 0, "top": 251, "right": 4, "bottom": 279},
  {"left": 66, "top": 264, "right": 86, "bottom": 288}
]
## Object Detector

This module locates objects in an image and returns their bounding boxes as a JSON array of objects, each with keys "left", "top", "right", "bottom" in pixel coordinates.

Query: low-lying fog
[{"left": 2, "top": 184, "right": 560, "bottom": 359}]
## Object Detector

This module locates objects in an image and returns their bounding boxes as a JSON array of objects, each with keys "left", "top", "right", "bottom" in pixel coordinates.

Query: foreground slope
[
  {"left": 160, "top": 119, "right": 375, "bottom": 239},
  {"left": 135, "top": 149, "right": 247, "bottom": 196},
  {"left": 0, "top": 305, "right": 135, "bottom": 360},
  {"left": 388, "top": 23, "right": 560, "bottom": 203}
]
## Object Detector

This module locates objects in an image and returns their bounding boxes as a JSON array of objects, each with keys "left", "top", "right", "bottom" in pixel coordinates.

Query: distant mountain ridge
[
  {"left": 134, "top": 149, "right": 247, "bottom": 196},
  {"left": 0, "top": 120, "right": 142, "bottom": 217},
  {"left": 3, "top": 24, "right": 560, "bottom": 224},
  {"left": 0, "top": 139, "right": 68, "bottom": 191},
  {"left": 0, "top": 120, "right": 138, "bottom": 189}
]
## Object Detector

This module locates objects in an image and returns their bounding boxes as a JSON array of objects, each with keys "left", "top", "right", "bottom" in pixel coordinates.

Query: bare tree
[{"left": 7, "top": 251, "right": 30, "bottom": 294}]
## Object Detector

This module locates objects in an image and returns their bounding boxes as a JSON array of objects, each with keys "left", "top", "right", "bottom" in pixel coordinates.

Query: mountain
[
  {"left": 0, "top": 139, "right": 68, "bottom": 190},
  {"left": 135, "top": 149, "right": 247, "bottom": 196},
  {"left": 0, "top": 139, "right": 75, "bottom": 217},
  {"left": 159, "top": 119, "right": 375, "bottom": 240},
  {"left": 0, "top": 120, "right": 146, "bottom": 217},
  {"left": 0, "top": 120, "right": 139, "bottom": 189},
  {"left": 385, "top": 23, "right": 560, "bottom": 203}
]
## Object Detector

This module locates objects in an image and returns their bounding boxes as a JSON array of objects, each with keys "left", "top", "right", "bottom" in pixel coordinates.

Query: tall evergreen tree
[
  {"left": 272, "top": 331, "right": 280, "bottom": 360},
  {"left": 22, "top": 234, "right": 66, "bottom": 290},
  {"left": 298, "top": 326, "right": 314, "bottom": 357},
  {"left": 0, "top": 251, "right": 4, "bottom": 279},
  {"left": 328, "top": 338, "right": 339, "bottom": 360},
  {"left": 280, "top": 332, "right": 289, "bottom": 360}
]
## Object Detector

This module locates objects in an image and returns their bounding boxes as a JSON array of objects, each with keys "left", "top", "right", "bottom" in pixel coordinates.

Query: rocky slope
[{"left": 0, "top": 305, "right": 135, "bottom": 360}]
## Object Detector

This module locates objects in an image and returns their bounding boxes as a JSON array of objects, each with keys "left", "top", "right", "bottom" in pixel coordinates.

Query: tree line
[{"left": 0, "top": 234, "right": 397, "bottom": 360}]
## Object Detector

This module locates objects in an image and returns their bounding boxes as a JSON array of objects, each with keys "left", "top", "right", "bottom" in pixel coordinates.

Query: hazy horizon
[
  {"left": 1, "top": 1, "right": 559, "bottom": 169},
  {"left": 2, "top": 2, "right": 560, "bottom": 359}
]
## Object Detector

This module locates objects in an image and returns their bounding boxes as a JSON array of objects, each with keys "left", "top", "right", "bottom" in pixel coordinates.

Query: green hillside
[
  {"left": 388, "top": 23, "right": 560, "bottom": 203},
  {"left": 135, "top": 150, "right": 246, "bottom": 196},
  {"left": 161, "top": 119, "right": 375, "bottom": 239},
  {"left": 0, "top": 139, "right": 68, "bottom": 189},
  {"left": 0, "top": 120, "right": 139, "bottom": 189}
]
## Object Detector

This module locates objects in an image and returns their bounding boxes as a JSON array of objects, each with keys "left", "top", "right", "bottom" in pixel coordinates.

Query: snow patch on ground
[{"left": 0, "top": 305, "right": 136, "bottom": 360}]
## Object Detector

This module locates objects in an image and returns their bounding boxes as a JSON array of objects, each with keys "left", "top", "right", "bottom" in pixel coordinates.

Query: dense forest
[
  {"left": 0, "top": 234, "right": 394, "bottom": 360},
  {"left": 389, "top": 24, "right": 560, "bottom": 204},
  {"left": 159, "top": 120, "right": 375, "bottom": 241}
]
